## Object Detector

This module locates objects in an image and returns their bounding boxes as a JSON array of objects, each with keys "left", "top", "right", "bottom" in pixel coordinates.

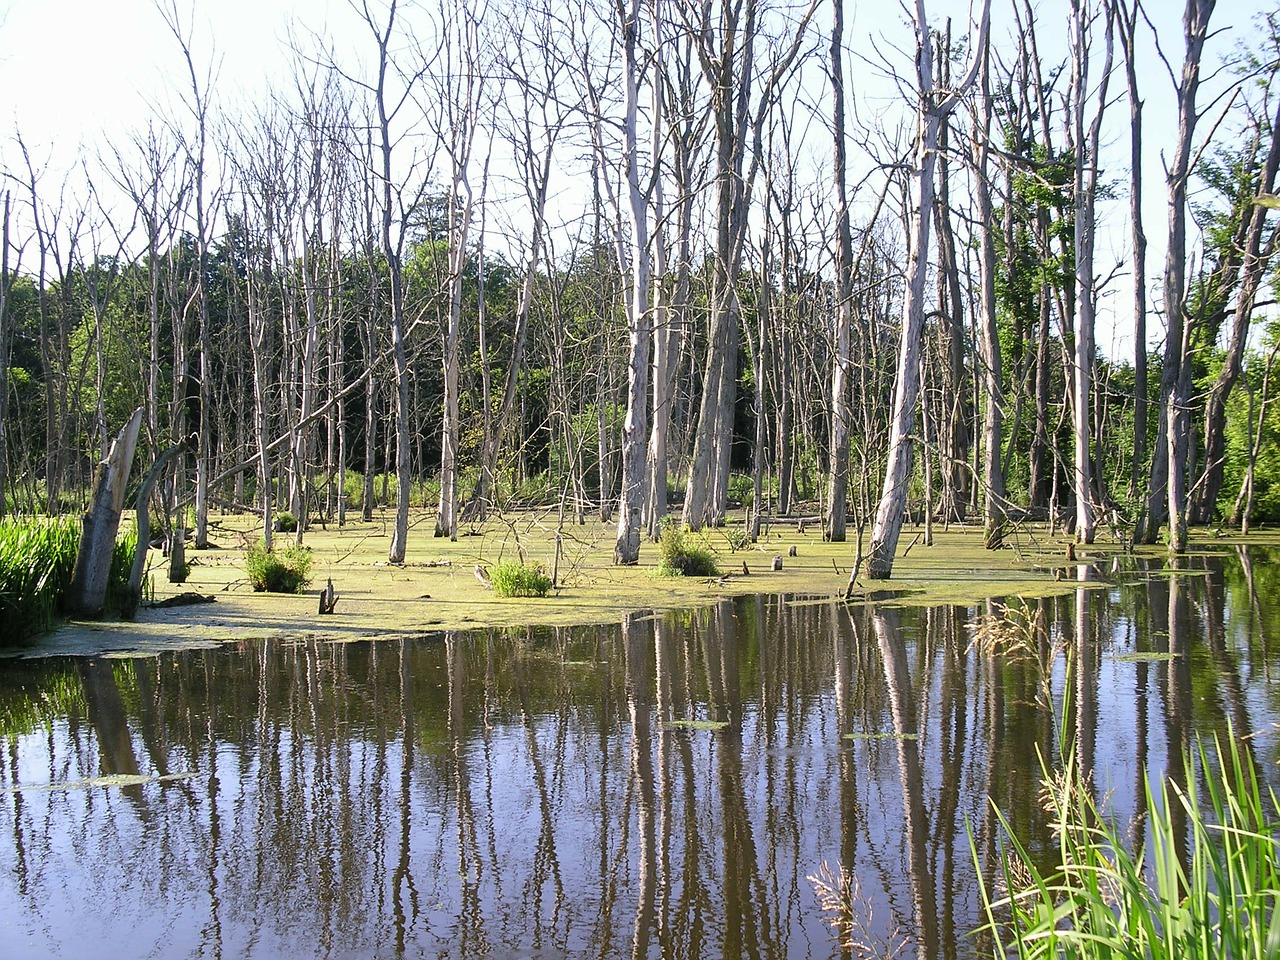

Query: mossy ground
[{"left": 20, "top": 506, "right": 1271, "bottom": 657}]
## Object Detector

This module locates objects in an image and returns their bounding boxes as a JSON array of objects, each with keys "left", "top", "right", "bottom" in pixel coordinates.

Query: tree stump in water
[
  {"left": 318, "top": 578, "right": 338, "bottom": 615},
  {"left": 67, "top": 408, "right": 144, "bottom": 619}
]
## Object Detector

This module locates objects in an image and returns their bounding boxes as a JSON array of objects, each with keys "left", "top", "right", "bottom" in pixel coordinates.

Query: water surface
[{"left": 1, "top": 547, "right": 1278, "bottom": 959}]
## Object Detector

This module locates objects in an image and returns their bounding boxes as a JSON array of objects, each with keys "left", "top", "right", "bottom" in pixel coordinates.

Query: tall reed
[
  {"left": 0, "top": 517, "right": 79, "bottom": 642},
  {"left": 977, "top": 730, "right": 1280, "bottom": 959},
  {"left": 0, "top": 518, "right": 140, "bottom": 643}
]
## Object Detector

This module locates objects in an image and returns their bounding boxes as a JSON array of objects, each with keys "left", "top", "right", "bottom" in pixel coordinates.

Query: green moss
[{"left": 29, "top": 512, "right": 1280, "bottom": 657}]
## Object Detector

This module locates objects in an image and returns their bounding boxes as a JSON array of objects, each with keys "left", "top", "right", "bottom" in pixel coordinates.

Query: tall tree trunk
[
  {"left": 825, "top": 0, "right": 854, "bottom": 542},
  {"left": 614, "top": 0, "right": 653, "bottom": 565},
  {"left": 971, "top": 31, "right": 1007, "bottom": 548},
  {"left": 1139, "top": 0, "right": 1215, "bottom": 548},
  {"left": 1114, "top": 0, "right": 1149, "bottom": 500},
  {"left": 867, "top": 0, "right": 990, "bottom": 579},
  {"left": 1069, "top": 0, "right": 1113, "bottom": 544}
]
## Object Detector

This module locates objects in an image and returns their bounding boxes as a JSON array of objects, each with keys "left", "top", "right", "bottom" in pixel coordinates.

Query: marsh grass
[
  {"left": 489, "top": 559, "right": 553, "bottom": 598},
  {"left": 245, "top": 541, "right": 314, "bottom": 593},
  {"left": 656, "top": 521, "right": 721, "bottom": 577},
  {"left": 0, "top": 517, "right": 139, "bottom": 643},
  {"left": 0, "top": 517, "right": 79, "bottom": 641},
  {"left": 978, "top": 730, "right": 1280, "bottom": 959}
]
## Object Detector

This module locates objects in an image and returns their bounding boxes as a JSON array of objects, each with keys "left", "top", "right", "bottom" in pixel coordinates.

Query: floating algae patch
[
  {"left": 6, "top": 771, "right": 197, "bottom": 793},
  {"left": 1111, "top": 652, "right": 1182, "bottom": 663},
  {"left": 844, "top": 731, "right": 918, "bottom": 741},
  {"left": 664, "top": 719, "right": 729, "bottom": 731}
]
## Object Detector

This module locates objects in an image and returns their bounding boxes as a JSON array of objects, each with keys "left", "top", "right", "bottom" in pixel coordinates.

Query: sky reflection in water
[{"left": 1, "top": 546, "right": 1278, "bottom": 959}]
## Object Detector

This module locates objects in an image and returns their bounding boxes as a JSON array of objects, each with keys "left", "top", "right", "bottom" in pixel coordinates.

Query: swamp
[
  {"left": 0, "top": 518, "right": 1277, "bottom": 958},
  {"left": 5, "top": 0, "right": 1280, "bottom": 954}
]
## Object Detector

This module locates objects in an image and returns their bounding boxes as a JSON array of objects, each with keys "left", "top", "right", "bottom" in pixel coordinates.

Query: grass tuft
[
  {"left": 245, "top": 540, "right": 313, "bottom": 593},
  {"left": 0, "top": 518, "right": 78, "bottom": 642},
  {"left": 489, "top": 559, "right": 553, "bottom": 598},
  {"left": 656, "top": 521, "right": 721, "bottom": 577}
]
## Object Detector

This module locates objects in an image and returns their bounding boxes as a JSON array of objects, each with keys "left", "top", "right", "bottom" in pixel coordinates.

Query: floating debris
[
  {"left": 664, "top": 719, "right": 729, "bottom": 731},
  {"left": 6, "top": 771, "right": 197, "bottom": 793}
]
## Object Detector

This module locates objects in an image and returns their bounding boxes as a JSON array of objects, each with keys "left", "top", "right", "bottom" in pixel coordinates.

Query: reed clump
[
  {"left": 0, "top": 517, "right": 79, "bottom": 641},
  {"left": 0, "top": 518, "right": 138, "bottom": 643},
  {"left": 978, "top": 730, "right": 1280, "bottom": 959},
  {"left": 489, "top": 559, "right": 553, "bottom": 598},
  {"left": 245, "top": 540, "right": 314, "bottom": 593}
]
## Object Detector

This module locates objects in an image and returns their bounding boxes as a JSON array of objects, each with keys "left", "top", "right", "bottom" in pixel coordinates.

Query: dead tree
[{"left": 866, "top": 0, "right": 990, "bottom": 580}]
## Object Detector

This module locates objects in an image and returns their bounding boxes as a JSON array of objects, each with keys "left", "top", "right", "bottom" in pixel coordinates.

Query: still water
[{"left": 1, "top": 548, "right": 1278, "bottom": 959}]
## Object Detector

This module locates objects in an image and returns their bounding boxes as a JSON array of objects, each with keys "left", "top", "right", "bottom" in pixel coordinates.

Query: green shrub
[
  {"left": 489, "top": 559, "right": 553, "bottom": 598},
  {"left": 245, "top": 541, "right": 314, "bottom": 593},
  {"left": 273, "top": 511, "right": 298, "bottom": 533},
  {"left": 656, "top": 521, "right": 720, "bottom": 577}
]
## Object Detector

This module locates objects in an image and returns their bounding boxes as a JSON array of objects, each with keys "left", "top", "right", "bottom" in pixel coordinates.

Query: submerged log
[
  {"left": 67, "top": 408, "right": 144, "bottom": 619},
  {"left": 149, "top": 592, "right": 215, "bottom": 609}
]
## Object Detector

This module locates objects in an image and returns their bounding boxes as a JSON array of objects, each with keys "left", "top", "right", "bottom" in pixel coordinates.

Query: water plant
[
  {"left": 656, "top": 520, "right": 720, "bottom": 577},
  {"left": 977, "top": 730, "right": 1280, "bottom": 959},
  {"left": 0, "top": 517, "right": 79, "bottom": 642},
  {"left": 488, "top": 559, "right": 553, "bottom": 598},
  {"left": 245, "top": 540, "right": 314, "bottom": 593}
]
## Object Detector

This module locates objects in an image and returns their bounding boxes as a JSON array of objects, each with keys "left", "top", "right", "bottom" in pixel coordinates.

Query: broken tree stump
[
  {"left": 318, "top": 578, "right": 338, "bottom": 615},
  {"left": 67, "top": 408, "right": 144, "bottom": 619}
]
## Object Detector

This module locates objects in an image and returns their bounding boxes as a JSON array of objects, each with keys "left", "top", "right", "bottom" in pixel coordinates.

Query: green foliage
[
  {"left": 488, "top": 559, "right": 553, "bottom": 598},
  {"left": 273, "top": 511, "right": 298, "bottom": 533},
  {"left": 978, "top": 731, "right": 1280, "bottom": 960},
  {"left": 105, "top": 526, "right": 145, "bottom": 613},
  {"left": 656, "top": 521, "right": 720, "bottom": 578},
  {"left": 0, "top": 517, "right": 78, "bottom": 643},
  {"left": 726, "top": 472, "right": 755, "bottom": 508},
  {"left": 722, "top": 524, "right": 752, "bottom": 552},
  {"left": 245, "top": 541, "right": 313, "bottom": 593}
]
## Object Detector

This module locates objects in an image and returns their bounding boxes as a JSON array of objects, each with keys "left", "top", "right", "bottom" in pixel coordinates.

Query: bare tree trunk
[
  {"left": 971, "top": 28, "right": 1007, "bottom": 549},
  {"left": 867, "top": 0, "right": 990, "bottom": 579},
  {"left": 614, "top": 0, "right": 653, "bottom": 565},
  {"left": 825, "top": 0, "right": 854, "bottom": 543},
  {"left": 1114, "top": 0, "right": 1149, "bottom": 500},
  {"left": 1069, "top": 0, "right": 1114, "bottom": 544},
  {"left": 68, "top": 408, "right": 144, "bottom": 619},
  {"left": 1139, "top": 0, "right": 1215, "bottom": 548}
]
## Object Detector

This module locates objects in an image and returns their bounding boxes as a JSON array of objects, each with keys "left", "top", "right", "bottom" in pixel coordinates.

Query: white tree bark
[{"left": 866, "top": 0, "right": 989, "bottom": 580}]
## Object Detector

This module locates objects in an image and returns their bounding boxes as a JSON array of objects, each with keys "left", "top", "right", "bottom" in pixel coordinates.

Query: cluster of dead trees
[{"left": 2, "top": 0, "right": 1279, "bottom": 579}]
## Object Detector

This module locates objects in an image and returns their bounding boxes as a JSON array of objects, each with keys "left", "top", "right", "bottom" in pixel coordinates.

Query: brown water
[{"left": 1, "top": 547, "right": 1278, "bottom": 959}]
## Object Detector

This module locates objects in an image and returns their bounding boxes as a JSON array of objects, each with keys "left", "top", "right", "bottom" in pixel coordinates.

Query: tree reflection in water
[{"left": 0, "top": 549, "right": 1278, "bottom": 959}]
